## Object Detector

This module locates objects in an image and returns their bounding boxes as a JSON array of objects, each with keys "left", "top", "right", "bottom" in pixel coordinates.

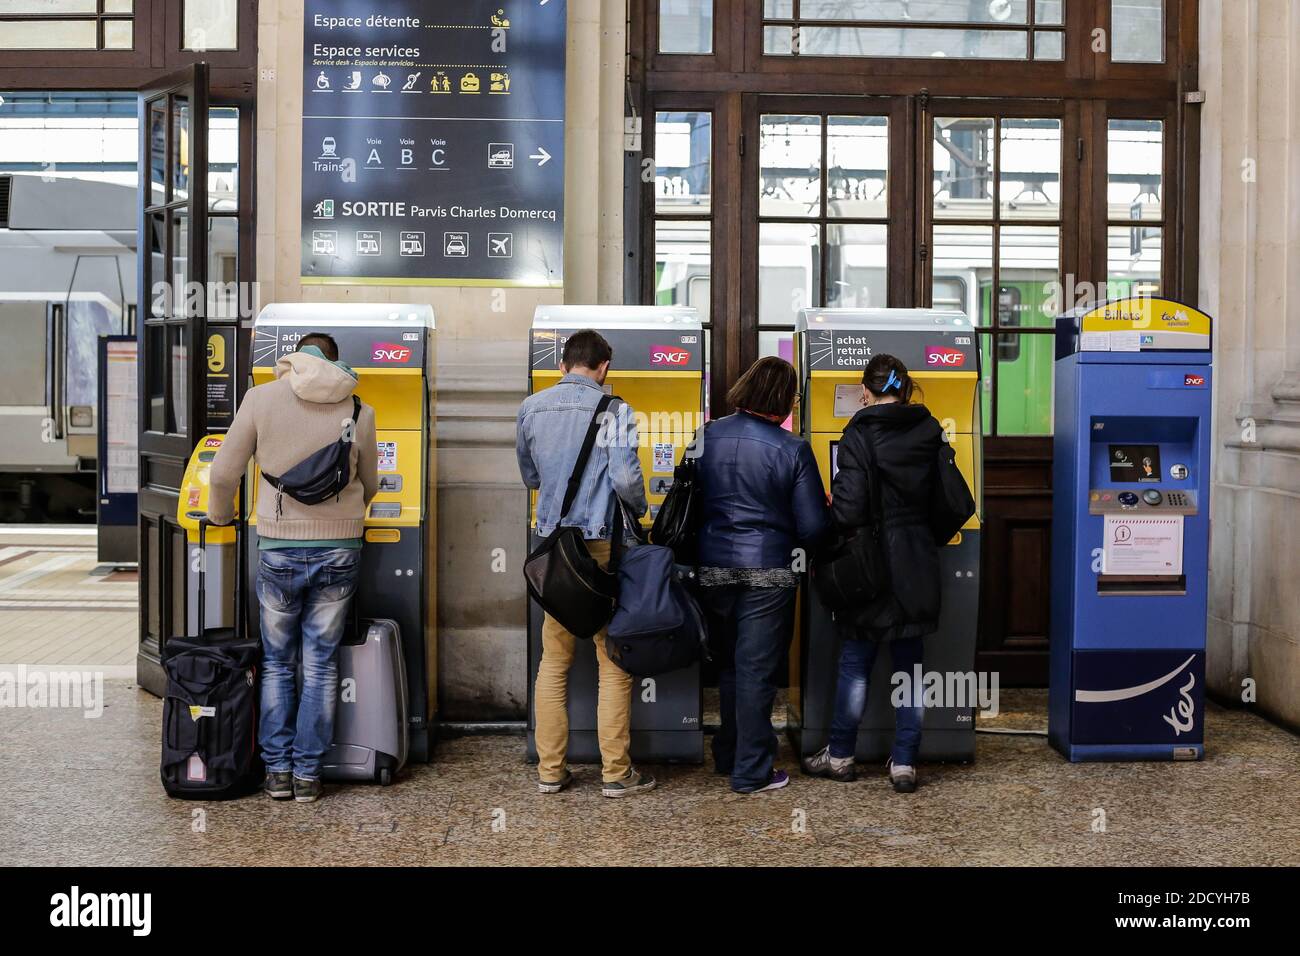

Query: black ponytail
[{"left": 863, "top": 353, "right": 915, "bottom": 403}]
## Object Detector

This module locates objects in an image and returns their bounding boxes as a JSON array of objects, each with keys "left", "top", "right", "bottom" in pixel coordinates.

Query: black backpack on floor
[{"left": 160, "top": 514, "right": 263, "bottom": 801}]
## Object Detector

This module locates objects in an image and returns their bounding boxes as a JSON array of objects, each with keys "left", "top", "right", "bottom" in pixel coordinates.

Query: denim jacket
[{"left": 517, "top": 373, "right": 648, "bottom": 539}]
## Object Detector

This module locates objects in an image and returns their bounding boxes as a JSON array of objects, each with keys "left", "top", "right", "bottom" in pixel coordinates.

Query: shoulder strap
[
  {"left": 351, "top": 395, "right": 361, "bottom": 423},
  {"left": 558, "top": 393, "right": 616, "bottom": 521}
]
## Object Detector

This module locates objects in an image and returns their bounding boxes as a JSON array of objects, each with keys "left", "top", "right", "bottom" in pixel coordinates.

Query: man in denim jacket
[{"left": 516, "top": 329, "right": 654, "bottom": 797}]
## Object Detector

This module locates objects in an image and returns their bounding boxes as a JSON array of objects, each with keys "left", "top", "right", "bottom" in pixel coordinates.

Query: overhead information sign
[{"left": 301, "top": 0, "right": 566, "bottom": 287}]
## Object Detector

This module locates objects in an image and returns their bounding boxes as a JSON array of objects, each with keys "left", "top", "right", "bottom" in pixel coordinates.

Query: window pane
[
  {"left": 1036, "top": 0, "right": 1064, "bottom": 25},
  {"left": 148, "top": 211, "right": 166, "bottom": 314},
  {"left": 932, "top": 225, "right": 993, "bottom": 326},
  {"left": 1108, "top": 225, "right": 1161, "bottom": 297},
  {"left": 148, "top": 98, "right": 167, "bottom": 204},
  {"left": 1034, "top": 31, "right": 1063, "bottom": 60},
  {"left": 0, "top": 20, "right": 97, "bottom": 48},
  {"left": 655, "top": 111, "right": 711, "bottom": 215},
  {"left": 979, "top": 333, "right": 994, "bottom": 436},
  {"left": 208, "top": 217, "right": 239, "bottom": 319},
  {"left": 169, "top": 326, "right": 189, "bottom": 434},
  {"left": 1108, "top": 119, "right": 1163, "bottom": 221},
  {"left": 172, "top": 95, "right": 191, "bottom": 199},
  {"left": 1000, "top": 118, "right": 1060, "bottom": 220},
  {"left": 105, "top": 0, "right": 133, "bottom": 11},
  {"left": 796, "top": 27, "right": 1027, "bottom": 59},
  {"left": 764, "top": 0, "right": 794, "bottom": 16},
  {"left": 933, "top": 118, "right": 994, "bottom": 220},
  {"left": 1112, "top": 0, "right": 1164, "bottom": 63},
  {"left": 759, "top": 222, "right": 820, "bottom": 326},
  {"left": 763, "top": 26, "right": 794, "bottom": 54},
  {"left": 209, "top": 106, "right": 239, "bottom": 212},
  {"left": 659, "top": 0, "right": 713, "bottom": 54},
  {"left": 999, "top": 226, "right": 1060, "bottom": 328},
  {"left": 760, "top": 115, "right": 822, "bottom": 217},
  {"left": 0, "top": 0, "right": 96, "bottom": 10},
  {"left": 827, "top": 115, "right": 888, "bottom": 219},
  {"left": 654, "top": 220, "right": 711, "bottom": 322},
  {"left": 184, "top": 0, "right": 237, "bottom": 51},
  {"left": 170, "top": 211, "right": 190, "bottom": 316},
  {"left": 104, "top": 19, "right": 133, "bottom": 49},
  {"left": 997, "top": 333, "right": 1054, "bottom": 435},
  {"left": 826, "top": 224, "right": 887, "bottom": 309},
  {"left": 146, "top": 325, "right": 166, "bottom": 432},
  {"left": 797, "top": 1, "right": 1029, "bottom": 24}
]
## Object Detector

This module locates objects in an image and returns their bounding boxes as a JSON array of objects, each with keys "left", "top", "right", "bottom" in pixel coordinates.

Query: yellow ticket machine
[
  {"left": 178, "top": 435, "right": 239, "bottom": 635},
  {"left": 792, "top": 308, "right": 982, "bottom": 762},
  {"left": 251, "top": 304, "right": 438, "bottom": 762},
  {"left": 526, "top": 305, "right": 705, "bottom": 763}
]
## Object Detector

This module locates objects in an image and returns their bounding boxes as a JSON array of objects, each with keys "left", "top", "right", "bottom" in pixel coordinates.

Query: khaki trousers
[{"left": 534, "top": 539, "right": 633, "bottom": 783}]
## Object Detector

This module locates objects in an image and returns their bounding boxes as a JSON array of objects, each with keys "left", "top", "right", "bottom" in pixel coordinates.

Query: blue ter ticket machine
[{"left": 1050, "top": 297, "right": 1213, "bottom": 762}]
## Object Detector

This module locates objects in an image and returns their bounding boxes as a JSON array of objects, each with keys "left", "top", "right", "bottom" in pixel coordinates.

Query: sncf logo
[
  {"left": 372, "top": 342, "right": 412, "bottom": 364},
  {"left": 925, "top": 347, "right": 966, "bottom": 368},
  {"left": 1184, "top": 373, "right": 1206, "bottom": 387},
  {"left": 650, "top": 346, "right": 691, "bottom": 366}
]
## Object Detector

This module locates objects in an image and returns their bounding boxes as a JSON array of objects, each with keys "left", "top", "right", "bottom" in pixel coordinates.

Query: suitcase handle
[{"left": 187, "top": 472, "right": 248, "bottom": 641}]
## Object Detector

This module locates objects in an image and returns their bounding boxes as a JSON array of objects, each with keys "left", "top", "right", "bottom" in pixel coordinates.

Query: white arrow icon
[{"left": 530, "top": 146, "right": 552, "bottom": 166}]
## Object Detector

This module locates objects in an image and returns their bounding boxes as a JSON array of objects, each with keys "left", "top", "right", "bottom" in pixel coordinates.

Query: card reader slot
[{"left": 1097, "top": 574, "right": 1186, "bottom": 596}]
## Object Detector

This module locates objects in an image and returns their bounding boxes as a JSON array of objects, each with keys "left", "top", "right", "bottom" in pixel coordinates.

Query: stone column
[
  {"left": 256, "top": 1, "right": 630, "bottom": 718},
  {"left": 1201, "top": 0, "right": 1300, "bottom": 730}
]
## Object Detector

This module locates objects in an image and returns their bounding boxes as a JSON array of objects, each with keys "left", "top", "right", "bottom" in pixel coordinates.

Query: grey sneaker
[
  {"left": 537, "top": 768, "right": 575, "bottom": 794},
  {"left": 601, "top": 768, "right": 657, "bottom": 798},
  {"left": 887, "top": 759, "right": 917, "bottom": 793},
  {"left": 264, "top": 771, "right": 293, "bottom": 800},
  {"left": 293, "top": 776, "right": 323, "bottom": 803},
  {"left": 802, "top": 746, "right": 857, "bottom": 782}
]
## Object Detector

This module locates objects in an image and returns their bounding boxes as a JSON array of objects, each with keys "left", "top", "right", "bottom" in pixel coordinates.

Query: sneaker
[
  {"left": 736, "top": 769, "right": 790, "bottom": 794},
  {"left": 887, "top": 759, "right": 917, "bottom": 794},
  {"left": 801, "top": 746, "right": 857, "bottom": 782},
  {"left": 537, "top": 768, "right": 575, "bottom": 794},
  {"left": 263, "top": 771, "right": 293, "bottom": 800},
  {"left": 293, "top": 776, "right": 323, "bottom": 803},
  {"left": 601, "top": 768, "right": 657, "bottom": 798}
]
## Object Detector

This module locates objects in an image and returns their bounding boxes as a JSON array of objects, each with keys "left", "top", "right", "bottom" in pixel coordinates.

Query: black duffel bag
[
  {"left": 812, "top": 430, "right": 889, "bottom": 611},
  {"left": 523, "top": 394, "right": 621, "bottom": 640}
]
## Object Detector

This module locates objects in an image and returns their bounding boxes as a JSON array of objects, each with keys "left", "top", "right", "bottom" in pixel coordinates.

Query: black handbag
[
  {"left": 522, "top": 394, "right": 622, "bottom": 640},
  {"left": 812, "top": 431, "right": 889, "bottom": 611},
  {"left": 929, "top": 441, "right": 976, "bottom": 545},
  {"left": 260, "top": 396, "right": 362, "bottom": 516},
  {"left": 648, "top": 427, "right": 703, "bottom": 563}
]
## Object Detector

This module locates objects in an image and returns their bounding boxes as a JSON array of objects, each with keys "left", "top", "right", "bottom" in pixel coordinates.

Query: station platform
[{"left": 2, "top": 527, "right": 1299, "bottom": 867}]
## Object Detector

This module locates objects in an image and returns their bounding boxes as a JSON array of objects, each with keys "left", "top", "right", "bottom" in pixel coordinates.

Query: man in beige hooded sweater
[{"left": 208, "top": 333, "right": 378, "bottom": 803}]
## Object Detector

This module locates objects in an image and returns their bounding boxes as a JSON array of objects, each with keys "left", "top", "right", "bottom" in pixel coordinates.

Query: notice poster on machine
[
  {"left": 834, "top": 383, "right": 864, "bottom": 419},
  {"left": 301, "top": 0, "right": 566, "bottom": 286},
  {"left": 104, "top": 340, "right": 138, "bottom": 495},
  {"left": 1103, "top": 515, "right": 1184, "bottom": 576}
]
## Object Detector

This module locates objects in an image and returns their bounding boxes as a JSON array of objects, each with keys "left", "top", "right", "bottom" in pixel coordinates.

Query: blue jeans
[
  {"left": 700, "top": 585, "right": 796, "bottom": 792},
  {"left": 828, "top": 635, "right": 924, "bottom": 766},
  {"left": 256, "top": 547, "right": 360, "bottom": 780}
]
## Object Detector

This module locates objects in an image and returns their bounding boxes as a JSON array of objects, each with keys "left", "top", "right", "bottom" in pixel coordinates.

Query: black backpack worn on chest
[{"left": 260, "top": 396, "right": 361, "bottom": 515}]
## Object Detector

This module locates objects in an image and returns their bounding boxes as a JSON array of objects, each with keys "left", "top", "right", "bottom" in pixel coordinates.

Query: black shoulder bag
[
  {"left": 523, "top": 395, "right": 622, "bottom": 640},
  {"left": 648, "top": 425, "right": 704, "bottom": 564},
  {"left": 812, "top": 430, "right": 889, "bottom": 612},
  {"left": 929, "top": 441, "right": 976, "bottom": 545},
  {"left": 260, "top": 396, "right": 362, "bottom": 517}
]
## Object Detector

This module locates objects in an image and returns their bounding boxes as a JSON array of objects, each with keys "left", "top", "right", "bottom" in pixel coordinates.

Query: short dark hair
[
  {"left": 863, "top": 353, "right": 915, "bottom": 403},
  {"left": 561, "top": 330, "right": 613, "bottom": 371},
  {"left": 727, "top": 356, "right": 798, "bottom": 418},
  {"left": 297, "top": 332, "right": 339, "bottom": 362}
]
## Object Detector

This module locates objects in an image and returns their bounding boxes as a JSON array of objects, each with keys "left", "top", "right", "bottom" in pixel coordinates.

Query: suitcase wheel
[{"left": 379, "top": 767, "right": 393, "bottom": 786}]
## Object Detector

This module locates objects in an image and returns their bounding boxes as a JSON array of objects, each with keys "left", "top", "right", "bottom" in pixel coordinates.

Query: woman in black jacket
[
  {"left": 696, "top": 357, "right": 830, "bottom": 794},
  {"left": 802, "top": 354, "right": 943, "bottom": 793}
]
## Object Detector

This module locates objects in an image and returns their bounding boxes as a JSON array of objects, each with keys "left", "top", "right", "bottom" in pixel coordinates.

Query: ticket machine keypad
[{"left": 1090, "top": 488, "right": 1198, "bottom": 515}]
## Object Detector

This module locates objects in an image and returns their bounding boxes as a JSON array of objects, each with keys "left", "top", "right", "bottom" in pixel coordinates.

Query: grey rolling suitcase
[{"left": 321, "top": 618, "right": 409, "bottom": 785}]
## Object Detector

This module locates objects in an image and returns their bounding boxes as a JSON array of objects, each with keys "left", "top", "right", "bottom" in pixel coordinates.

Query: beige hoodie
[{"left": 208, "top": 351, "right": 379, "bottom": 540}]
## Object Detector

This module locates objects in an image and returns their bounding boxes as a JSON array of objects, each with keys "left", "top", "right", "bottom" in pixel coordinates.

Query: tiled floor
[
  {"left": 2, "top": 526, "right": 1299, "bottom": 866},
  {"left": 0, "top": 526, "right": 137, "bottom": 673}
]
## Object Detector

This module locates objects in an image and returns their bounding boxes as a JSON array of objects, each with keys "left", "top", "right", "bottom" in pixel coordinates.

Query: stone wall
[
  {"left": 1200, "top": 0, "right": 1300, "bottom": 730},
  {"left": 256, "top": 0, "right": 629, "bottom": 718}
]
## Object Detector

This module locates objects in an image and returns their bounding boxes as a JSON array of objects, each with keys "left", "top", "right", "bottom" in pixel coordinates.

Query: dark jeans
[
  {"left": 828, "top": 634, "right": 924, "bottom": 765},
  {"left": 700, "top": 584, "right": 796, "bottom": 792}
]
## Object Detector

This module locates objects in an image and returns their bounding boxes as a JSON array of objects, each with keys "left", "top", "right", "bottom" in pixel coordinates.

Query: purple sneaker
[{"left": 737, "top": 769, "right": 790, "bottom": 794}]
